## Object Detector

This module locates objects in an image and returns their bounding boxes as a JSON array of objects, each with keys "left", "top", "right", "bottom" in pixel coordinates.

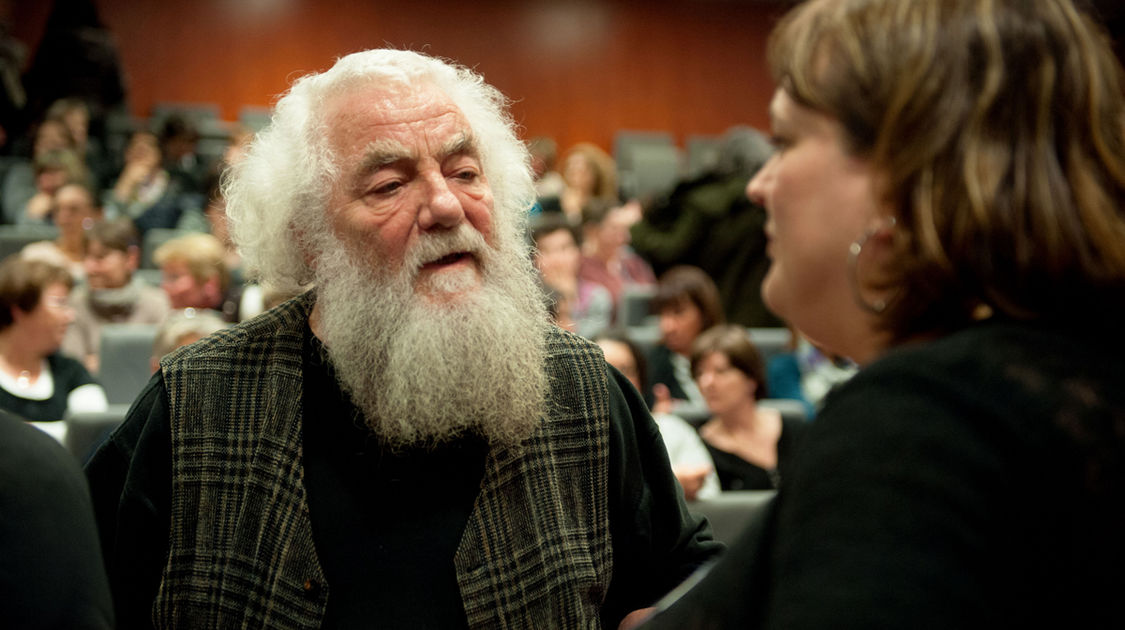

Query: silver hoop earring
[{"left": 847, "top": 218, "right": 895, "bottom": 314}]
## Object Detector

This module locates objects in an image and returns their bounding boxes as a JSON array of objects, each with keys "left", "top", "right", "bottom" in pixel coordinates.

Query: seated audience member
[
  {"left": 579, "top": 198, "right": 656, "bottom": 318},
  {"left": 149, "top": 308, "right": 228, "bottom": 372},
  {"left": 529, "top": 136, "right": 565, "bottom": 199},
  {"left": 1, "top": 116, "right": 77, "bottom": 223},
  {"left": 648, "top": 265, "right": 725, "bottom": 420},
  {"left": 45, "top": 97, "right": 112, "bottom": 188},
  {"left": 157, "top": 112, "right": 206, "bottom": 194},
  {"left": 531, "top": 214, "right": 612, "bottom": 338},
  {"left": 643, "top": 0, "right": 1125, "bottom": 627},
  {"left": 21, "top": 181, "right": 104, "bottom": 279},
  {"left": 0, "top": 257, "right": 107, "bottom": 425},
  {"left": 154, "top": 232, "right": 257, "bottom": 322},
  {"left": 630, "top": 125, "right": 781, "bottom": 327},
  {"left": 85, "top": 49, "right": 719, "bottom": 629},
  {"left": 0, "top": 408, "right": 114, "bottom": 629},
  {"left": 557, "top": 142, "right": 618, "bottom": 224},
  {"left": 595, "top": 330, "right": 720, "bottom": 501},
  {"left": 105, "top": 130, "right": 204, "bottom": 233},
  {"left": 62, "top": 218, "right": 169, "bottom": 373},
  {"left": 12, "top": 148, "right": 89, "bottom": 226},
  {"left": 691, "top": 325, "right": 806, "bottom": 491}
]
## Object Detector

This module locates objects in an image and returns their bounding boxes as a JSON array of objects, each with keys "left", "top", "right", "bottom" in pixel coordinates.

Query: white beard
[{"left": 312, "top": 223, "right": 551, "bottom": 449}]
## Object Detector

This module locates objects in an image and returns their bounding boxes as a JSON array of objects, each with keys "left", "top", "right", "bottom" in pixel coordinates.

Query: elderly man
[{"left": 86, "top": 50, "right": 719, "bottom": 629}]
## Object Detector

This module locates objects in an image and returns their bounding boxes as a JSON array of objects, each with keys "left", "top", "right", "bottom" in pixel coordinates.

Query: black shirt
[
  {"left": 644, "top": 319, "right": 1125, "bottom": 629},
  {"left": 0, "top": 352, "right": 98, "bottom": 422},
  {"left": 87, "top": 322, "right": 722, "bottom": 629},
  {"left": 704, "top": 416, "right": 808, "bottom": 491},
  {"left": 302, "top": 333, "right": 487, "bottom": 628}
]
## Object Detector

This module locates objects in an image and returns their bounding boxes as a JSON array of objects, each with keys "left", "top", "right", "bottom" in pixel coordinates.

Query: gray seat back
[
  {"left": 688, "top": 490, "right": 777, "bottom": 544},
  {"left": 99, "top": 323, "right": 159, "bottom": 405}
]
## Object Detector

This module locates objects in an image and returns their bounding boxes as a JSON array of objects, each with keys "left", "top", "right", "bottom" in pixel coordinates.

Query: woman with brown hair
[
  {"left": 691, "top": 325, "right": 805, "bottom": 491},
  {"left": 642, "top": 0, "right": 1125, "bottom": 627},
  {"left": 0, "top": 257, "right": 106, "bottom": 427},
  {"left": 647, "top": 265, "right": 726, "bottom": 421},
  {"left": 558, "top": 142, "right": 618, "bottom": 223}
]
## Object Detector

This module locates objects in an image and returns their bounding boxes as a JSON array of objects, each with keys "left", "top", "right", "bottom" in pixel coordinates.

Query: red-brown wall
[{"left": 12, "top": 0, "right": 786, "bottom": 152}]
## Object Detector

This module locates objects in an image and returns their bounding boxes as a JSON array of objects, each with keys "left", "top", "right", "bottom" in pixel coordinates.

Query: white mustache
[{"left": 405, "top": 225, "right": 489, "bottom": 272}]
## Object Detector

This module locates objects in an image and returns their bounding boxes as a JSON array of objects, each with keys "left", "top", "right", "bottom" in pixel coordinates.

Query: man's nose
[{"left": 418, "top": 173, "right": 465, "bottom": 230}]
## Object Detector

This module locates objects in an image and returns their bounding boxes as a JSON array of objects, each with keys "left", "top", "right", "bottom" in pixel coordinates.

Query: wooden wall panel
[{"left": 13, "top": 0, "right": 787, "bottom": 153}]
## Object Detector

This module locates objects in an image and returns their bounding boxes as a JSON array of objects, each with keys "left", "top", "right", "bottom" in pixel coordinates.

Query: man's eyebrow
[
  {"left": 356, "top": 139, "right": 415, "bottom": 175},
  {"left": 439, "top": 132, "right": 480, "bottom": 161}
]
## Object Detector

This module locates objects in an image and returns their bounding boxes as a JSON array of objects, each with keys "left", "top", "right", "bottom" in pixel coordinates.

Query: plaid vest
[{"left": 153, "top": 292, "right": 613, "bottom": 629}]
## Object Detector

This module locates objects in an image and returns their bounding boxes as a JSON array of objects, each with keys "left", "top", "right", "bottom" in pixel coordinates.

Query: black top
[
  {"left": 302, "top": 331, "right": 488, "bottom": 629},
  {"left": 646, "top": 344, "right": 689, "bottom": 404},
  {"left": 643, "top": 319, "right": 1125, "bottom": 629},
  {"left": 704, "top": 416, "right": 807, "bottom": 491},
  {"left": 87, "top": 323, "right": 722, "bottom": 630},
  {"left": 0, "top": 352, "right": 98, "bottom": 422},
  {"left": 0, "top": 410, "right": 114, "bottom": 630}
]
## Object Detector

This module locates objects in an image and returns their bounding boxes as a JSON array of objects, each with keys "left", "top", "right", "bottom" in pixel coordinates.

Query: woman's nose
[{"left": 746, "top": 155, "right": 776, "bottom": 207}]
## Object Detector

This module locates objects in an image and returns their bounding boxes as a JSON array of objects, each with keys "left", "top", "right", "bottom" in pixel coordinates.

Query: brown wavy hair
[
  {"left": 770, "top": 0, "right": 1125, "bottom": 339},
  {"left": 562, "top": 142, "right": 618, "bottom": 201},
  {"left": 653, "top": 266, "right": 726, "bottom": 332},
  {"left": 690, "top": 324, "right": 768, "bottom": 401},
  {"left": 0, "top": 257, "right": 73, "bottom": 331}
]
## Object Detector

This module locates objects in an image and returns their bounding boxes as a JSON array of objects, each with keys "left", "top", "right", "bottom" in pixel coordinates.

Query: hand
[
  {"left": 113, "top": 162, "right": 153, "bottom": 201},
  {"left": 25, "top": 192, "right": 54, "bottom": 220},
  {"left": 674, "top": 465, "right": 713, "bottom": 502},
  {"left": 618, "top": 199, "right": 643, "bottom": 226},
  {"left": 652, "top": 383, "right": 674, "bottom": 415},
  {"left": 618, "top": 607, "right": 656, "bottom": 630}
]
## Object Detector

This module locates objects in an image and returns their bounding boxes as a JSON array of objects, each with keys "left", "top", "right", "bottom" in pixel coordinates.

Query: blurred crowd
[{"left": 0, "top": 1, "right": 850, "bottom": 508}]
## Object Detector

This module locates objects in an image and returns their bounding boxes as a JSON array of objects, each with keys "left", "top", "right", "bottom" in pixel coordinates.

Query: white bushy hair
[{"left": 224, "top": 49, "right": 536, "bottom": 294}]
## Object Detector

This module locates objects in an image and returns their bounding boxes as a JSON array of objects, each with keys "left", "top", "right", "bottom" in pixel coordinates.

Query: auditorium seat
[
  {"left": 619, "top": 284, "right": 657, "bottom": 327},
  {"left": 684, "top": 134, "right": 722, "bottom": 178},
  {"left": 688, "top": 490, "right": 776, "bottom": 544},
  {"left": 98, "top": 324, "right": 159, "bottom": 405},
  {"left": 614, "top": 130, "right": 682, "bottom": 200},
  {"left": 239, "top": 106, "right": 273, "bottom": 132},
  {"left": 64, "top": 405, "right": 130, "bottom": 464},
  {"left": 0, "top": 225, "right": 60, "bottom": 261}
]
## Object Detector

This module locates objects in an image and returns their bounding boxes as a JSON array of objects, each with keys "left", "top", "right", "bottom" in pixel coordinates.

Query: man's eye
[
  {"left": 371, "top": 181, "right": 402, "bottom": 195},
  {"left": 453, "top": 170, "right": 478, "bottom": 181}
]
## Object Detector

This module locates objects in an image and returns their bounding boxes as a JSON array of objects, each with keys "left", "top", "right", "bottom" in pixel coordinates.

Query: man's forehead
[
  {"left": 323, "top": 79, "right": 476, "bottom": 162},
  {"left": 325, "top": 79, "right": 464, "bottom": 129}
]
